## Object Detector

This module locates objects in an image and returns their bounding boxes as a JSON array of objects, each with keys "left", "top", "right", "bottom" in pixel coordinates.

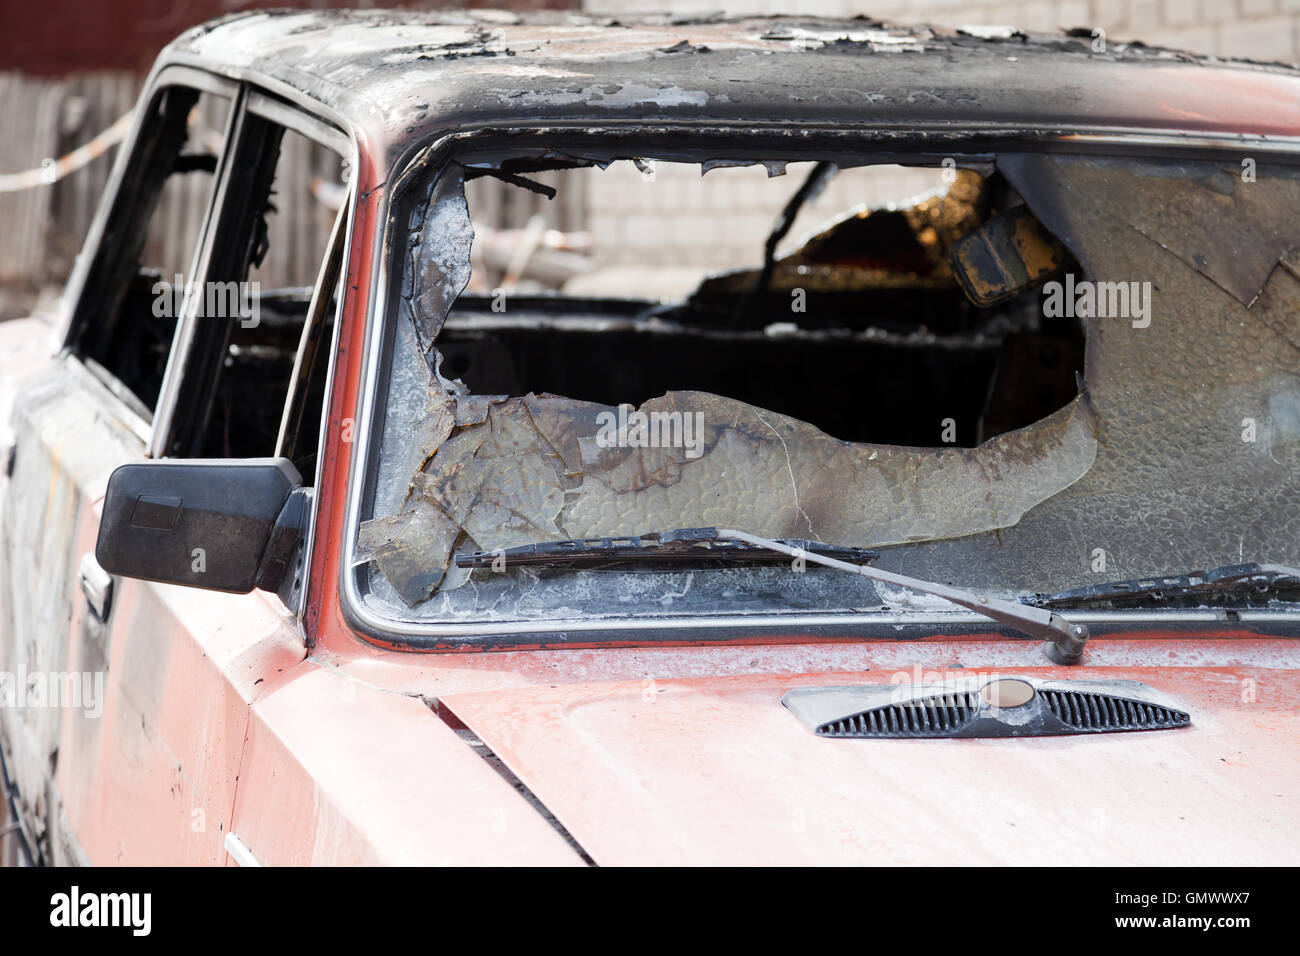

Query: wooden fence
[{"left": 0, "top": 71, "right": 137, "bottom": 289}]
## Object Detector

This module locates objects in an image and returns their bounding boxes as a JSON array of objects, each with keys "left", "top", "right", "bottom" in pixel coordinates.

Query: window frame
[
  {"left": 150, "top": 89, "right": 351, "bottom": 461},
  {"left": 61, "top": 66, "right": 240, "bottom": 444},
  {"left": 339, "top": 124, "right": 1300, "bottom": 650}
]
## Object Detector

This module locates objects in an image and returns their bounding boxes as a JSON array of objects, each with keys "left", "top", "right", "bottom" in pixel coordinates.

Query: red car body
[{"left": 2, "top": 10, "right": 1298, "bottom": 866}]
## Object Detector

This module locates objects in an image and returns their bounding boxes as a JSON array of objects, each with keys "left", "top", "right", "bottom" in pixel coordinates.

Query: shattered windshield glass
[{"left": 350, "top": 146, "right": 1300, "bottom": 636}]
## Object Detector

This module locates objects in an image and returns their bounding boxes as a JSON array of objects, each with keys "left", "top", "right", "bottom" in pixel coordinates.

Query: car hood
[{"left": 439, "top": 654, "right": 1300, "bottom": 865}]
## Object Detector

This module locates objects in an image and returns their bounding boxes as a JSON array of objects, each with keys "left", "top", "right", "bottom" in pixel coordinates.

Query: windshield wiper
[
  {"left": 454, "top": 527, "right": 879, "bottom": 568},
  {"left": 1022, "top": 562, "right": 1300, "bottom": 610},
  {"left": 454, "top": 527, "right": 1089, "bottom": 665}
]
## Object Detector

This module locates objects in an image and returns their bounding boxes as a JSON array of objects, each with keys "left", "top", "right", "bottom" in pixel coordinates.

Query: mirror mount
[{"left": 255, "top": 485, "right": 313, "bottom": 600}]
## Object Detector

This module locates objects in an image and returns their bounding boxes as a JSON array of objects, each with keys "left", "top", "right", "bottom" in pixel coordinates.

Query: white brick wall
[{"left": 581, "top": 161, "right": 945, "bottom": 272}]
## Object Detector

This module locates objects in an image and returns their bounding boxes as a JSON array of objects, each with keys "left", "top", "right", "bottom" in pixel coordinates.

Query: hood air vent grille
[
  {"left": 1039, "top": 689, "right": 1189, "bottom": 731},
  {"left": 783, "top": 678, "right": 1191, "bottom": 739},
  {"left": 819, "top": 693, "right": 981, "bottom": 738}
]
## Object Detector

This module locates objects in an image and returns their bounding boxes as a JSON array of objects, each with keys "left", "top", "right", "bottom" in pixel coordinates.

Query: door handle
[{"left": 79, "top": 552, "right": 113, "bottom": 620}]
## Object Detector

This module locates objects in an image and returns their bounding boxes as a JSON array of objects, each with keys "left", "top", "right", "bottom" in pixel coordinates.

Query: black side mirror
[{"left": 96, "top": 458, "right": 306, "bottom": 594}]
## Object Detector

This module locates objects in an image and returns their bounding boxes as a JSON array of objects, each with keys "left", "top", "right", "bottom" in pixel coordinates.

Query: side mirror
[{"left": 96, "top": 458, "right": 307, "bottom": 594}]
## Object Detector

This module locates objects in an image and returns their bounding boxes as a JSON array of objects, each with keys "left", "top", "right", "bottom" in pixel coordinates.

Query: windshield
[{"left": 348, "top": 142, "right": 1300, "bottom": 640}]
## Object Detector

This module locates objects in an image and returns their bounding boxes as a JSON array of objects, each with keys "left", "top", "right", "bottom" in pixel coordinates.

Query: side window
[
  {"left": 70, "top": 83, "right": 232, "bottom": 416},
  {"left": 162, "top": 96, "right": 347, "bottom": 484}
]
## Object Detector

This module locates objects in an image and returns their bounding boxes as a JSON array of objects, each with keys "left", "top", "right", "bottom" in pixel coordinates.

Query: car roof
[{"left": 163, "top": 9, "right": 1300, "bottom": 158}]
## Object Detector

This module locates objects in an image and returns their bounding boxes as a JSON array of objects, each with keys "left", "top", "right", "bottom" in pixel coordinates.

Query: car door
[{"left": 0, "top": 69, "right": 349, "bottom": 865}]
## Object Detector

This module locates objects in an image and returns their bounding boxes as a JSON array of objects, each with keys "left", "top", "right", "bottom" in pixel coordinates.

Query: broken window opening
[
  {"left": 160, "top": 120, "right": 345, "bottom": 469},
  {"left": 442, "top": 158, "right": 1085, "bottom": 449},
  {"left": 355, "top": 153, "right": 1103, "bottom": 610},
  {"left": 72, "top": 85, "right": 231, "bottom": 416},
  {"left": 192, "top": 124, "right": 345, "bottom": 467},
  {"left": 354, "top": 143, "right": 1300, "bottom": 628}
]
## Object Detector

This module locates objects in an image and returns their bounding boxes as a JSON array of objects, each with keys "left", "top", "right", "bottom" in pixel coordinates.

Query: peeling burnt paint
[{"left": 171, "top": 9, "right": 1300, "bottom": 156}]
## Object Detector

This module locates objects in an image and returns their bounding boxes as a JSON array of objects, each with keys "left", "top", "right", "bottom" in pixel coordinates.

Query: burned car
[{"left": 1, "top": 9, "right": 1299, "bottom": 865}]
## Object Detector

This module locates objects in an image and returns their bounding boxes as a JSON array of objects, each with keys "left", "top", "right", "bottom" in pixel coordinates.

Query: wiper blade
[
  {"left": 456, "top": 527, "right": 1089, "bottom": 665},
  {"left": 1022, "top": 562, "right": 1300, "bottom": 610},
  {"left": 453, "top": 527, "right": 879, "bottom": 569}
]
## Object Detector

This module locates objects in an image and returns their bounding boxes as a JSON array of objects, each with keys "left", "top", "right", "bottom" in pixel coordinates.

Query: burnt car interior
[
  {"left": 438, "top": 160, "right": 1085, "bottom": 447},
  {"left": 171, "top": 118, "right": 342, "bottom": 475}
]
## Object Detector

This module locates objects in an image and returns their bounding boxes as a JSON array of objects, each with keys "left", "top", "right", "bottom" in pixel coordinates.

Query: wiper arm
[
  {"left": 716, "top": 529, "right": 1088, "bottom": 665},
  {"left": 1022, "top": 562, "right": 1300, "bottom": 610},
  {"left": 453, "top": 527, "right": 879, "bottom": 568},
  {"left": 456, "top": 527, "right": 1089, "bottom": 665}
]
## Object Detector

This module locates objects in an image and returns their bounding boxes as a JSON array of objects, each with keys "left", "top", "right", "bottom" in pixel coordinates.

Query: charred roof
[{"left": 164, "top": 10, "right": 1300, "bottom": 158}]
